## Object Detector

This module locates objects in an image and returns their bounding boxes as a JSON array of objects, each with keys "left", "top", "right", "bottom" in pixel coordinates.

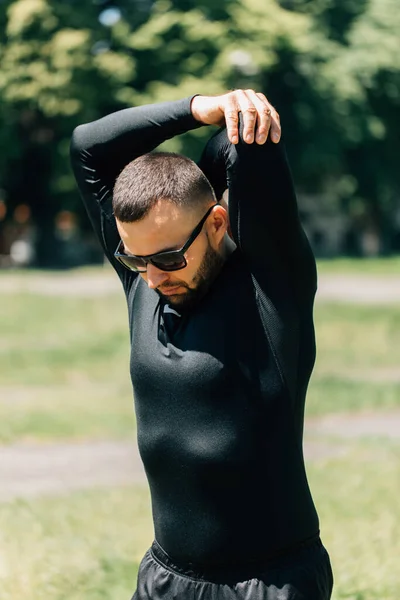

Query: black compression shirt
[{"left": 70, "top": 96, "right": 320, "bottom": 568}]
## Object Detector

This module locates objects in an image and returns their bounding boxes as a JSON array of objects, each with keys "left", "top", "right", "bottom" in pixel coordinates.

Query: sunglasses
[{"left": 114, "top": 204, "right": 217, "bottom": 273}]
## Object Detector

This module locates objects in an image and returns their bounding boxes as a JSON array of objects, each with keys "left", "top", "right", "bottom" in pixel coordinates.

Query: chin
[
  {"left": 166, "top": 293, "right": 190, "bottom": 308},
  {"left": 164, "top": 290, "right": 199, "bottom": 311}
]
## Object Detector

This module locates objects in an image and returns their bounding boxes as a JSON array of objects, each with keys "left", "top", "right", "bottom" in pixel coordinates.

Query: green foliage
[{"left": 0, "top": 0, "right": 399, "bottom": 264}]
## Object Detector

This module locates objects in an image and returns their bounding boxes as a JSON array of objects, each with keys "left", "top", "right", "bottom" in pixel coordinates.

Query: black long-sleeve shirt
[{"left": 70, "top": 97, "right": 319, "bottom": 568}]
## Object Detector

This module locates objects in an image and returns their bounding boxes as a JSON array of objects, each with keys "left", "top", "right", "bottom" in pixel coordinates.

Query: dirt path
[
  {"left": 2, "top": 271, "right": 400, "bottom": 303},
  {"left": 316, "top": 274, "right": 400, "bottom": 304},
  {"left": 1, "top": 411, "right": 400, "bottom": 503},
  {"left": 305, "top": 410, "right": 400, "bottom": 439},
  {"left": 0, "top": 441, "right": 145, "bottom": 503}
]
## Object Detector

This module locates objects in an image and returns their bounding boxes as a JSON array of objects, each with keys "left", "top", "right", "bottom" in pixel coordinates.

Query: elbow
[{"left": 70, "top": 123, "right": 92, "bottom": 160}]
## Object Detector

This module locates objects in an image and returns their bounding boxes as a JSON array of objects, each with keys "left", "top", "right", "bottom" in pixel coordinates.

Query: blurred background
[
  {"left": 1, "top": 0, "right": 400, "bottom": 267},
  {"left": 0, "top": 1, "right": 399, "bottom": 599}
]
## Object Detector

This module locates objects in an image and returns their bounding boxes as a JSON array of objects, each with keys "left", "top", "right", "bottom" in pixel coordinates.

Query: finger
[
  {"left": 245, "top": 90, "right": 272, "bottom": 145},
  {"left": 223, "top": 95, "right": 240, "bottom": 144},
  {"left": 256, "top": 93, "right": 281, "bottom": 143},
  {"left": 236, "top": 89, "right": 258, "bottom": 144}
]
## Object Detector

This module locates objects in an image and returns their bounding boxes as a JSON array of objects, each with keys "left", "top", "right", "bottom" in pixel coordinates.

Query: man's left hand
[{"left": 191, "top": 89, "right": 281, "bottom": 146}]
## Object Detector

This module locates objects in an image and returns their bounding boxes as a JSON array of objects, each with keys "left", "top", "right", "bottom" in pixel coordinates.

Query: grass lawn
[
  {"left": 0, "top": 486, "right": 152, "bottom": 600},
  {"left": 316, "top": 256, "right": 400, "bottom": 275},
  {"left": 307, "top": 302, "right": 400, "bottom": 416},
  {"left": 310, "top": 439, "right": 400, "bottom": 600},
  {"left": 0, "top": 439, "right": 399, "bottom": 600},
  {"left": 1, "top": 286, "right": 400, "bottom": 443},
  {"left": 1, "top": 292, "right": 135, "bottom": 443},
  {"left": 4, "top": 257, "right": 400, "bottom": 278},
  {"left": 1, "top": 267, "right": 399, "bottom": 599}
]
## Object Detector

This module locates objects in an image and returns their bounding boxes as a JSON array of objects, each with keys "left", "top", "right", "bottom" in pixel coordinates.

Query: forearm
[
  {"left": 199, "top": 125, "right": 316, "bottom": 298},
  {"left": 231, "top": 133, "right": 316, "bottom": 297},
  {"left": 69, "top": 97, "right": 203, "bottom": 280},
  {"left": 70, "top": 96, "right": 202, "bottom": 185}
]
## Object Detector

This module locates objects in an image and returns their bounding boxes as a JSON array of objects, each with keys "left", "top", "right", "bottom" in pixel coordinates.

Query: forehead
[{"left": 116, "top": 200, "right": 196, "bottom": 255}]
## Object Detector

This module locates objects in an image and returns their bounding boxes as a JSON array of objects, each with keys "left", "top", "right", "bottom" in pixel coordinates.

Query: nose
[{"left": 145, "top": 263, "right": 170, "bottom": 290}]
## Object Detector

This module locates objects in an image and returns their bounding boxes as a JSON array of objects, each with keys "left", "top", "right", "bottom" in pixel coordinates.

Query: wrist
[
  {"left": 190, "top": 95, "right": 225, "bottom": 127},
  {"left": 190, "top": 95, "right": 206, "bottom": 123}
]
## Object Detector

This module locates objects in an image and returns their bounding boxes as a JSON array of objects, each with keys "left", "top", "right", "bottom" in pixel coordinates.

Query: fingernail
[
  {"left": 256, "top": 134, "right": 265, "bottom": 144},
  {"left": 231, "top": 135, "right": 238, "bottom": 144},
  {"left": 272, "top": 132, "right": 280, "bottom": 143},
  {"left": 246, "top": 134, "right": 253, "bottom": 143}
]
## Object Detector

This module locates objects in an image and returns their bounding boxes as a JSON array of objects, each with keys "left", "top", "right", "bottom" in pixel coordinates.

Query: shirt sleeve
[
  {"left": 198, "top": 123, "right": 317, "bottom": 305},
  {"left": 70, "top": 97, "right": 202, "bottom": 288}
]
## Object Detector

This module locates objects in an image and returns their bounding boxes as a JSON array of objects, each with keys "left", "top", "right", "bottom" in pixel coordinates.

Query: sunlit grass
[
  {"left": 1, "top": 292, "right": 129, "bottom": 386},
  {"left": 1, "top": 292, "right": 134, "bottom": 442},
  {"left": 3, "top": 256, "right": 399, "bottom": 279},
  {"left": 310, "top": 441, "right": 400, "bottom": 600},
  {"left": 0, "top": 485, "right": 152, "bottom": 600},
  {"left": 1, "top": 278, "right": 399, "bottom": 442},
  {"left": 314, "top": 303, "right": 400, "bottom": 370},
  {"left": 317, "top": 256, "right": 400, "bottom": 275},
  {"left": 0, "top": 383, "right": 135, "bottom": 443},
  {"left": 307, "top": 377, "right": 400, "bottom": 416},
  {"left": 0, "top": 441, "right": 399, "bottom": 599},
  {"left": 1, "top": 268, "right": 399, "bottom": 600}
]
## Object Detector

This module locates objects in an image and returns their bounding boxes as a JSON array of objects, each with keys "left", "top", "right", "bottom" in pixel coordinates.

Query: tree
[
  {"left": 0, "top": 0, "right": 233, "bottom": 265},
  {"left": 0, "top": 0, "right": 399, "bottom": 263}
]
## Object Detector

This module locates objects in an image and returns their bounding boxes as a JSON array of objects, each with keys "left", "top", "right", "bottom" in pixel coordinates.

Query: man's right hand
[{"left": 191, "top": 89, "right": 281, "bottom": 146}]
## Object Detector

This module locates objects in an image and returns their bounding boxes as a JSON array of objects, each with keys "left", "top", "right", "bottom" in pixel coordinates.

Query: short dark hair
[{"left": 113, "top": 152, "right": 216, "bottom": 222}]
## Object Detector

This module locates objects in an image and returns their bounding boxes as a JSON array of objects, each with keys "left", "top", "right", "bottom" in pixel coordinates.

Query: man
[{"left": 70, "top": 89, "right": 333, "bottom": 600}]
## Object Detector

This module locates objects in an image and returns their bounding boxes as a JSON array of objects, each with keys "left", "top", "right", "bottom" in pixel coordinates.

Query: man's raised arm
[
  {"left": 70, "top": 90, "right": 283, "bottom": 285},
  {"left": 70, "top": 97, "right": 202, "bottom": 282},
  {"left": 199, "top": 120, "right": 317, "bottom": 306}
]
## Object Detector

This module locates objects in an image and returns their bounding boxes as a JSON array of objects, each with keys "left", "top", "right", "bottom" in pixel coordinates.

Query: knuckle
[{"left": 226, "top": 110, "right": 239, "bottom": 121}]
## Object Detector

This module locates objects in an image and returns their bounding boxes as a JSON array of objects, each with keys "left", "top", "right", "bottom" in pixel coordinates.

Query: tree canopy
[{"left": 0, "top": 0, "right": 399, "bottom": 264}]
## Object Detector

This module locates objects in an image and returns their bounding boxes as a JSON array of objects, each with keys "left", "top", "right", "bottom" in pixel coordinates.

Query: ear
[{"left": 206, "top": 204, "right": 229, "bottom": 247}]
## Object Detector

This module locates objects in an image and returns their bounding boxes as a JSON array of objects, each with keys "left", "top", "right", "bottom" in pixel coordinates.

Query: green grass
[
  {"left": 314, "top": 303, "right": 400, "bottom": 371},
  {"left": 310, "top": 440, "right": 400, "bottom": 600},
  {"left": 4, "top": 256, "right": 399, "bottom": 278},
  {"left": 0, "top": 384, "right": 135, "bottom": 443},
  {"left": 1, "top": 265, "right": 113, "bottom": 278},
  {"left": 317, "top": 256, "right": 400, "bottom": 275},
  {"left": 307, "top": 377, "right": 400, "bottom": 416},
  {"left": 0, "top": 292, "right": 135, "bottom": 443},
  {"left": 0, "top": 486, "right": 152, "bottom": 600},
  {"left": 1, "top": 292, "right": 129, "bottom": 386},
  {"left": 306, "top": 302, "right": 400, "bottom": 416},
  {"left": 0, "top": 440, "right": 399, "bottom": 600},
  {"left": 2, "top": 287, "right": 400, "bottom": 442},
  {"left": 1, "top": 269, "right": 400, "bottom": 599}
]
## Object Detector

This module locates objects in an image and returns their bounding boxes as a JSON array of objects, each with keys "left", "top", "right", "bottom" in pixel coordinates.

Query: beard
[{"left": 156, "top": 242, "right": 225, "bottom": 312}]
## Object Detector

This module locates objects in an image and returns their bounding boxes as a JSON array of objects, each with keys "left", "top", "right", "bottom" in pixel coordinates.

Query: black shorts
[{"left": 131, "top": 536, "right": 334, "bottom": 599}]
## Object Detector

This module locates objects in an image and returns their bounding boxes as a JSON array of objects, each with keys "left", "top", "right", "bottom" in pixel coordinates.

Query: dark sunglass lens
[
  {"left": 119, "top": 256, "right": 147, "bottom": 272},
  {"left": 153, "top": 254, "right": 186, "bottom": 271}
]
